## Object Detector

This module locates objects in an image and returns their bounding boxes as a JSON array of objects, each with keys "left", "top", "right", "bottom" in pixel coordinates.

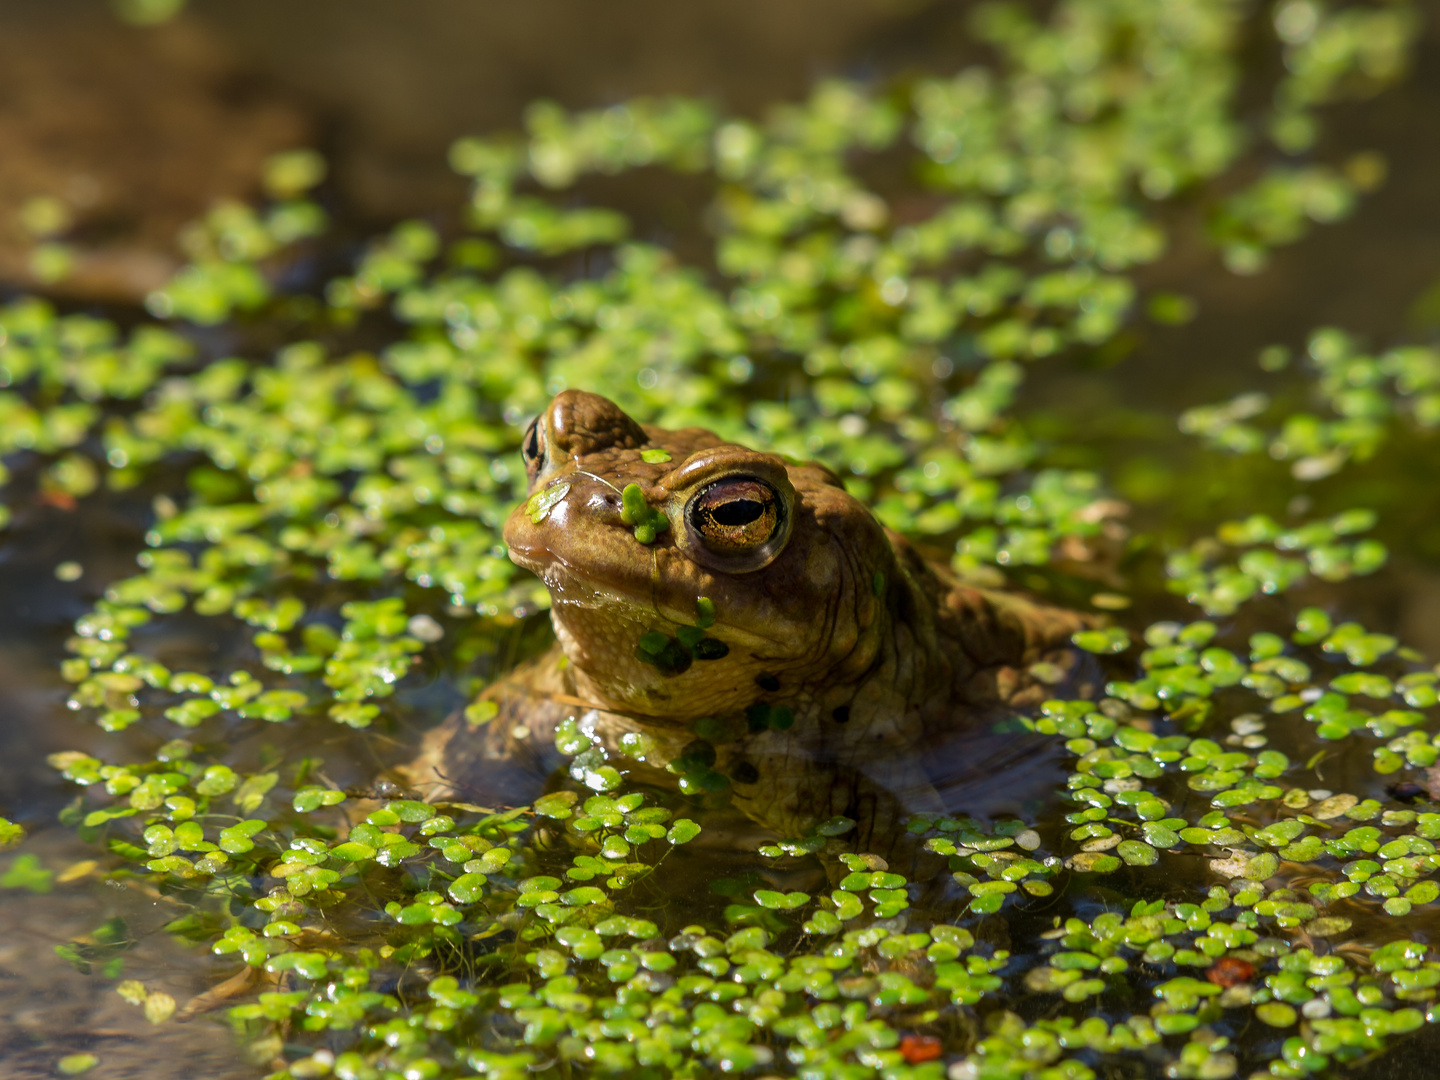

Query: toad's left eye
[
  {"left": 521, "top": 417, "right": 546, "bottom": 481},
  {"left": 688, "top": 478, "right": 782, "bottom": 554}
]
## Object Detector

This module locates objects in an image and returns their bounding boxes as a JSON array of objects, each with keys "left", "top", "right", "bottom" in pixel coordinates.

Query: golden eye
[{"left": 687, "top": 478, "right": 781, "bottom": 554}]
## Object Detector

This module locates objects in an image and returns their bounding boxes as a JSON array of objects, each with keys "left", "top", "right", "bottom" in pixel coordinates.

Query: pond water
[{"left": 4, "top": 2, "right": 1440, "bottom": 1079}]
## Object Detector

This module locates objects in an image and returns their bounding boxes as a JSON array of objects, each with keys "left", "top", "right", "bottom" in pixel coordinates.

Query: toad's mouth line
[{"left": 513, "top": 549, "right": 784, "bottom": 652}]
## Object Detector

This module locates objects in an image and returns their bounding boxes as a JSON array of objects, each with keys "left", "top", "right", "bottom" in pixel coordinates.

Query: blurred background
[
  {"left": 0, "top": 0, "right": 1437, "bottom": 346},
  {"left": 0, "top": 0, "right": 959, "bottom": 295}
]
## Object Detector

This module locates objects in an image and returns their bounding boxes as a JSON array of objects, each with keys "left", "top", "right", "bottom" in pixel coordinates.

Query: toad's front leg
[{"left": 403, "top": 648, "right": 574, "bottom": 810}]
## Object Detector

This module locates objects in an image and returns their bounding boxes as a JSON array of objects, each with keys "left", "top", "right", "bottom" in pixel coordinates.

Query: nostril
[{"left": 584, "top": 488, "right": 625, "bottom": 520}]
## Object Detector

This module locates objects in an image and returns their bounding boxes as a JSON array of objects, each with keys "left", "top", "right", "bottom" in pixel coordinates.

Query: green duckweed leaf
[
  {"left": 666, "top": 819, "right": 700, "bottom": 845},
  {"left": 1256, "top": 1002, "right": 1298, "bottom": 1027},
  {"left": 1073, "top": 627, "right": 1132, "bottom": 654},
  {"left": 526, "top": 482, "right": 570, "bottom": 523},
  {"left": 753, "top": 890, "right": 810, "bottom": 910}
]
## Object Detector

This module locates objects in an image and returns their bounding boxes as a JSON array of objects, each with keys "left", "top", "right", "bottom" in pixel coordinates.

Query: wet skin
[{"left": 408, "top": 391, "right": 1093, "bottom": 856}]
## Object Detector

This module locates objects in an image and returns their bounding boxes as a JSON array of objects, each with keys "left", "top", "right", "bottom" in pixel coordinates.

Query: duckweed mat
[{"left": 6, "top": 2, "right": 1440, "bottom": 1078}]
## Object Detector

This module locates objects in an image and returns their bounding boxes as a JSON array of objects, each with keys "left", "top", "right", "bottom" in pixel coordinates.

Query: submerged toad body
[{"left": 411, "top": 391, "right": 1092, "bottom": 852}]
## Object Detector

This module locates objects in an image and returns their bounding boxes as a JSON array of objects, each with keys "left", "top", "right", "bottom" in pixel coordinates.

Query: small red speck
[
  {"left": 899, "top": 1034, "right": 943, "bottom": 1064},
  {"left": 1206, "top": 956, "right": 1255, "bottom": 988},
  {"left": 38, "top": 490, "right": 77, "bottom": 511}
]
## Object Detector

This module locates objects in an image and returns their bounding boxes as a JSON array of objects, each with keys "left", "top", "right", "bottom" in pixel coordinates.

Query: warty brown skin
[{"left": 408, "top": 391, "right": 1093, "bottom": 857}]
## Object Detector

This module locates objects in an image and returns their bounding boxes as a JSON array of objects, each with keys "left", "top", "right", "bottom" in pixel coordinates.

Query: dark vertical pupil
[
  {"left": 524, "top": 422, "right": 542, "bottom": 462},
  {"left": 710, "top": 499, "right": 764, "bottom": 526}
]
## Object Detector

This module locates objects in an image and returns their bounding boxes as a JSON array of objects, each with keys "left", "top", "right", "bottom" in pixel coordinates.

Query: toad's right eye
[
  {"left": 522, "top": 418, "right": 546, "bottom": 480},
  {"left": 688, "top": 478, "right": 781, "bottom": 555},
  {"left": 678, "top": 474, "right": 791, "bottom": 572}
]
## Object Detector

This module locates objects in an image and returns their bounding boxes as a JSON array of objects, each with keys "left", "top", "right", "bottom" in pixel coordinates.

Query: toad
[{"left": 409, "top": 391, "right": 1093, "bottom": 855}]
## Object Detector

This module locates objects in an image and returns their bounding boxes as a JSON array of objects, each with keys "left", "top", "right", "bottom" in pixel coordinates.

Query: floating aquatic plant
[{"left": 2, "top": 1, "right": 1440, "bottom": 1077}]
